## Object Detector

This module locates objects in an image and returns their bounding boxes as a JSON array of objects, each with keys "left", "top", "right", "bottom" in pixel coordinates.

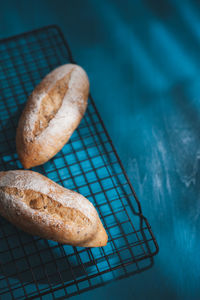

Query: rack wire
[{"left": 0, "top": 25, "right": 159, "bottom": 299}]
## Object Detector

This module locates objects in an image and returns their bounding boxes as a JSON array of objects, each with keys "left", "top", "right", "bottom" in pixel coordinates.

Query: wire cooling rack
[{"left": 0, "top": 25, "right": 158, "bottom": 299}]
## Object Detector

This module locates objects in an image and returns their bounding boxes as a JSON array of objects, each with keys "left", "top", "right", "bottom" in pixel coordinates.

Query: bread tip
[
  {"left": 19, "top": 159, "right": 34, "bottom": 170},
  {"left": 80, "top": 222, "right": 108, "bottom": 248},
  {"left": 19, "top": 160, "right": 30, "bottom": 169}
]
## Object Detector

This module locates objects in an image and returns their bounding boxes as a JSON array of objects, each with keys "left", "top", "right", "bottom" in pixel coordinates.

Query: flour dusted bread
[
  {"left": 0, "top": 170, "right": 107, "bottom": 247},
  {"left": 16, "top": 64, "right": 89, "bottom": 169}
]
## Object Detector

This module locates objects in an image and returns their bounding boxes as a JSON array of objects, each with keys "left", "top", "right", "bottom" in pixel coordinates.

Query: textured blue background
[{"left": 1, "top": 0, "right": 200, "bottom": 299}]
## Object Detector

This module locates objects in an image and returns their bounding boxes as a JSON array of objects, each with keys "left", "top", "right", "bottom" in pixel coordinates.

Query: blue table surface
[{"left": 1, "top": 0, "right": 200, "bottom": 299}]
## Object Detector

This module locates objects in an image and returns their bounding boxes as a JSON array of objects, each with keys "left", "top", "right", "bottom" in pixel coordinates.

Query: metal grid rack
[{"left": 0, "top": 25, "right": 158, "bottom": 299}]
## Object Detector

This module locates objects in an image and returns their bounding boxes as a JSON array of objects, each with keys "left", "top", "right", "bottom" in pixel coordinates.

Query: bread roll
[
  {"left": 0, "top": 170, "right": 107, "bottom": 247},
  {"left": 16, "top": 64, "right": 89, "bottom": 169}
]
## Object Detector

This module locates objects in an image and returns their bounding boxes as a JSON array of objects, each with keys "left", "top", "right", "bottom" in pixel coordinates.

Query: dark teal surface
[{"left": 0, "top": 0, "right": 200, "bottom": 299}]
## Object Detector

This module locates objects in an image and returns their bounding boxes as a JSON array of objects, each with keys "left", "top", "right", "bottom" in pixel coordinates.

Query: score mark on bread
[{"left": 33, "top": 70, "right": 72, "bottom": 137}]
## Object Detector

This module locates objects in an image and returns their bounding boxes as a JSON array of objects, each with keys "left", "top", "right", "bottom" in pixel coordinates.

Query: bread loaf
[
  {"left": 16, "top": 64, "right": 89, "bottom": 169},
  {"left": 0, "top": 170, "right": 108, "bottom": 247}
]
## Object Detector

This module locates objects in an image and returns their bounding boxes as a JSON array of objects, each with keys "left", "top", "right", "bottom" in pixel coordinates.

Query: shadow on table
[{"left": 0, "top": 215, "right": 156, "bottom": 299}]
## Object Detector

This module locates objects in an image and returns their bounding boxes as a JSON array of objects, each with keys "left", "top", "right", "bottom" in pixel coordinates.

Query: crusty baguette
[
  {"left": 16, "top": 64, "right": 89, "bottom": 169},
  {"left": 0, "top": 170, "right": 107, "bottom": 247}
]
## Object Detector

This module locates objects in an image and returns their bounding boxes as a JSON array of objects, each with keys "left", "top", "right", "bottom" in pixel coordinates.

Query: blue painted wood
[{"left": 0, "top": 0, "right": 199, "bottom": 299}]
